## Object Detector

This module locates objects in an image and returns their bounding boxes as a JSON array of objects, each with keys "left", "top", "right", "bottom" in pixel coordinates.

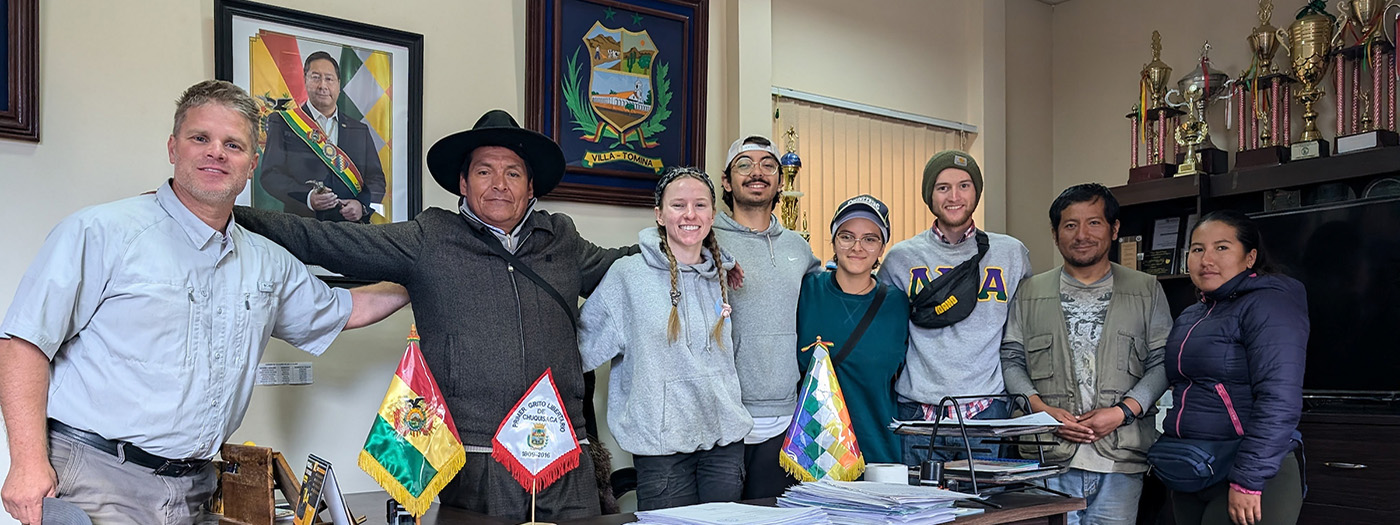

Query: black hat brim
[{"left": 426, "top": 126, "right": 566, "bottom": 198}]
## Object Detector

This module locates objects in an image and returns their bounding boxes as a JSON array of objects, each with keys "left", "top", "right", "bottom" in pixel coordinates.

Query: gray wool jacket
[
  {"left": 579, "top": 228, "right": 753, "bottom": 456},
  {"left": 712, "top": 212, "right": 822, "bottom": 418},
  {"left": 233, "top": 206, "right": 636, "bottom": 448}
]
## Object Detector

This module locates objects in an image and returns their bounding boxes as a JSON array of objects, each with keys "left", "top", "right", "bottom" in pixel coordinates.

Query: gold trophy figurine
[
  {"left": 1281, "top": 1, "right": 1336, "bottom": 159},
  {"left": 1144, "top": 31, "right": 1174, "bottom": 111},
  {"left": 1164, "top": 42, "right": 1235, "bottom": 176},
  {"left": 1128, "top": 31, "right": 1185, "bottom": 183},
  {"left": 1249, "top": 0, "right": 1287, "bottom": 73},
  {"left": 1236, "top": 0, "right": 1298, "bottom": 168},
  {"left": 777, "top": 127, "right": 809, "bottom": 240}
]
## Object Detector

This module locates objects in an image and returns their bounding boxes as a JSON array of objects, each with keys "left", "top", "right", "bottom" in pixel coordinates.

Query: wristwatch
[{"left": 1113, "top": 401, "right": 1136, "bottom": 426}]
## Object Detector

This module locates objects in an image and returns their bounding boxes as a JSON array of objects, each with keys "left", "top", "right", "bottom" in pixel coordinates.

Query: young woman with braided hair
[{"left": 578, "top": 167, "right": 753, "bottom": 511}]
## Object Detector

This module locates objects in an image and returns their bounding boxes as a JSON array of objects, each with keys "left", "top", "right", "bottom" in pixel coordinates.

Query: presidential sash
[{"left": 278, "top": 105, "right": 365, "bottom": 196}]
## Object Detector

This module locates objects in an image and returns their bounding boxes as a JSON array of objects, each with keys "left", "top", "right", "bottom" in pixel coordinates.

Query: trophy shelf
[
  {"left": 1210, "top": 145, "right": 1400, "bottom": 197},
  {"left": 1110, "top": 174, "right": 1202, "bottom": 207}
]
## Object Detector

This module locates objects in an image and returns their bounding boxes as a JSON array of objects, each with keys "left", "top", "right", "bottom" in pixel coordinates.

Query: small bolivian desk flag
[
  {"left": 780, "top": 336, "right": 866, "bottom": 482},
  {"left": 493, "top": 368, "right": 580, "bottom": 525},
  {"left": 358, "top": 325, "right": 466, "bottom": 517}
]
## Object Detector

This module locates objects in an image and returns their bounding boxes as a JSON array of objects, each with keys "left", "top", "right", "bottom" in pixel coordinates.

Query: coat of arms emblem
[{"left": 528, "top": 423, "right": 549, "bottom": 450}]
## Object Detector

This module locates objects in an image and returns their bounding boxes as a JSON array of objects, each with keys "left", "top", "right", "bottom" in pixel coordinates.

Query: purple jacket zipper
[
  {"left": 1175, "top": 300, "right": 1217, "bottom": 436},
  {"left": 1215, "top": 383, "right": 1246, "bottom": 436}
]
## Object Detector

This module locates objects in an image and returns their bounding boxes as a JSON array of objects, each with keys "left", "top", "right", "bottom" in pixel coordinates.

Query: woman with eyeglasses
[{"left": 794, "top": 195, "right": 909, "bottom": 465}]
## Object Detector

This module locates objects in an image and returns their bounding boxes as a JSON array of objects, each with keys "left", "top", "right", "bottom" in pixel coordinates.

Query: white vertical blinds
[{"left": 772, "top": 97, "right": 966, "bottom": 263}]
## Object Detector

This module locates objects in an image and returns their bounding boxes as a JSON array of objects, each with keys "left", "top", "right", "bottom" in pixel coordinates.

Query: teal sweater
[{"left": 796, "top": 272, "right": 910, "bottom": 464}]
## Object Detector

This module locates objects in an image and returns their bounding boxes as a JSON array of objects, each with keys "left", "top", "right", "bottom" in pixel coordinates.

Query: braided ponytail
[
  {"left": 704, "top": 230, "right": 729, "bottom": 349},
  {"left": 658, "top": 225, "right": 682, "bottom": 343}
]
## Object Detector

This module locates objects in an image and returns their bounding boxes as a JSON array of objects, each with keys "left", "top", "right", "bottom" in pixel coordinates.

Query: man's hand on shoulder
[
  {"left": 2, "top": 459, "right": 56, "bottom": 525},
  {"left": 728, "top": 262, "right": 745, "bottom": 289}
]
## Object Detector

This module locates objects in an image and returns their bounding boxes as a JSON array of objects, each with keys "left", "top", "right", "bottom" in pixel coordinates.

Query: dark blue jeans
[
  {"left": 633, "top": 442, "right": 745, "bottom": 511},
  {"left": 899, "top": 399, "right": 1010, "bottom": 466}
]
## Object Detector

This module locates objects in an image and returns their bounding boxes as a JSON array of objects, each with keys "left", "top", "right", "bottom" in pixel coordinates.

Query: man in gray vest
[{"left": 1000, "top": 183, "right": 1171, "bottom": 525}]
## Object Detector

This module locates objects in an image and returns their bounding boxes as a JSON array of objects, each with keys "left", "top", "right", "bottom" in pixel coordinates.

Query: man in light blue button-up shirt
[{"left": 0, "top": 80, "right": 409, "bottom": 525}]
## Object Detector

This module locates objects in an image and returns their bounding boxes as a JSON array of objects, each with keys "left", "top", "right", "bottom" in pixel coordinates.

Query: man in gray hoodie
[{"left": 713, "top": 136, "right": 822, "bottom": 499}]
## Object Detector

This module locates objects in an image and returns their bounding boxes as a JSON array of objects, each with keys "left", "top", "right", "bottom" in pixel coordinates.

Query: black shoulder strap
[
  {"left": 908, "top": 230, "right": 990, "bottom": 309},
  {"left": 972, "top": 229, "right": 990, "bottom": 259},
  {"left": 831, "top": 284, "right": 887, "bottom": 367},
  {"left": 463, "top": 218, "right": 579, "bottom": 331}
]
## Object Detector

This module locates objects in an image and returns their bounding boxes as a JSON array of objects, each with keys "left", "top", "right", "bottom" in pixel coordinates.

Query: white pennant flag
[{"left": 491, "top": 368, "right": 581, "bottom": 491}]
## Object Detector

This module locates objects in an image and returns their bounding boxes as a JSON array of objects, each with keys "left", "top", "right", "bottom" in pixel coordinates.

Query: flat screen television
[{"left": 1251, "top": 196, "right": 1400, "bottom": 396}]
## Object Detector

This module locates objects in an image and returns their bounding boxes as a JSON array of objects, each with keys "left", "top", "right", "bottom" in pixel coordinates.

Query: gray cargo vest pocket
[
  {"left": 1025, "top": 334, "right": 1055, "bottom": 381},
  {"left": 1117, "top": 331, "right": 1145, "bottom": 378}
]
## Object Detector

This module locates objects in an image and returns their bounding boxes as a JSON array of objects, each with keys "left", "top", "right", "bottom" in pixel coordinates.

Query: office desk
[{"left": 345, "top": 491, "right": 1084, "bottom": 524}]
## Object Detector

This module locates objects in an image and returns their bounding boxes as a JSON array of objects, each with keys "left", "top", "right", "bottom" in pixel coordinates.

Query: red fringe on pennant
[{"left": 492, "top": 446, "right": 581, "bottom": 493}]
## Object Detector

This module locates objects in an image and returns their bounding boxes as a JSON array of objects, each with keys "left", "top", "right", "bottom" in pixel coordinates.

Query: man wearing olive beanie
[{"left": 876, "top": 150, "right": 1032, "bottom": 465}]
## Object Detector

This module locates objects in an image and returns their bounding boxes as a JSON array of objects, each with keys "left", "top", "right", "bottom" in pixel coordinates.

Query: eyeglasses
[
  {"left": 732, "top": 159, "right": 780, "bottom": 176},
  {"left": 306, "top": 73, "right": 339, "bottom": 85},
  {"left": 834, "top": 232, "right": 884, "bottom": 251}
]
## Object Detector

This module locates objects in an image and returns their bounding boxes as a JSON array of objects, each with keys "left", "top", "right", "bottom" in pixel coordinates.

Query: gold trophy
[
  {"left": 1282, "top": 2, "right": 1336, "bottom": 159},
  {"left": 1249, "top": 0, "right": 1288, "bottom": 73},
  {"left": 1165, "top": 42, "right": 1235, "bottom": 176},
  {"left": 1329, "top": 0, "right": 1400, "bottom": 153},
  {"left": 1127, "top": 31, "right": 1186, "bottom": 182},
  {"left": 1144, "top": 31, "right": 1174, "bottom": 110},
  {"left": 1237, "top": 0, "right": 1296, "bottom": 168},
  {"left": 777, "top": 127, "right": 809, "bottom": 240}
]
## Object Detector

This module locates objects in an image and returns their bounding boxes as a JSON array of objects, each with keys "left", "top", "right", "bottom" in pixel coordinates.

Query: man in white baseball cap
[{"left": 712, "top": 135, "right": 822, "bottom": 498}]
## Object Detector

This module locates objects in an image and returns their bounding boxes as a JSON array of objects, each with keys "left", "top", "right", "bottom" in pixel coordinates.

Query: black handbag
[{"left": 1147, "top": 435, "right": 1242, "bottom": 493}]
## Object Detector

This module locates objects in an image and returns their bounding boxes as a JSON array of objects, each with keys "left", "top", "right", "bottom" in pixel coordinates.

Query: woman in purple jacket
[{"left": 1164, "top": 210, "right": 1307, "bottom": 525}]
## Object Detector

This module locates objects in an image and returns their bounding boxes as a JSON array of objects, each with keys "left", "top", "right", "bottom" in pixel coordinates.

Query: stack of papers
[
  {"left": 941, "top": 456, "right": 1062, "bottom": 483},
  {"left": 944, "top": 457, "right": 1042, "bottom": 474},
  {"left": 778, "top": 479, "right": 980, "bottom": 524},
  {"left": 890, "top": 411, "right": 1062, "bottom": 436},
  {"left": 634, "top": 502, "right": 830, "bottom": 525}
]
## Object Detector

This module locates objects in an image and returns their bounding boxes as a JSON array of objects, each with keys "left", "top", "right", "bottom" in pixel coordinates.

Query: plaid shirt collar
[{"left": 932, "top": 219, "right": 978, "bottom": 245}]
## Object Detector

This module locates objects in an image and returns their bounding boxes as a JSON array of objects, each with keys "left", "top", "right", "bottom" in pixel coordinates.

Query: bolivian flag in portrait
[
  {"left": 358, "top": 326, "right": 465, "bottom": 517},
  {"left": 248, "top": 28, "right": 396, "bottom": 222}
]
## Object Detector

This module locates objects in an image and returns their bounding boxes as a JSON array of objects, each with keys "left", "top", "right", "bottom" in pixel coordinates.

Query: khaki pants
[{"left": 50, "top": 432, "right": 217, "bottom": 525}]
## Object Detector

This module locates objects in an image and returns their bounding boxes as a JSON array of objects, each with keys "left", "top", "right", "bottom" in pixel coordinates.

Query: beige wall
[
  {"left": 1049, "top": 0, "right": 1305, "bottom": 192},
  {"left": 772, "top": 0, "right": 972, "bottom": 124},
  {"left": 0, "top": 0, "right": 671, "bottom": 511},
  {"left": 0, "top": 0, "right": 1030, "bottom": 519},
  {"left": 771, "top": 0, "right": 1009, "bottom": 231},
  {"left": 1006, "top": 0, "right": 1056, "bottom": 271}
]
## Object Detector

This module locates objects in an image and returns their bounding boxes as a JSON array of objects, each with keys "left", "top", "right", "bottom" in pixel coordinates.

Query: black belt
[{"left": 48, "top": 419, "right": 210, "bottom": 477}]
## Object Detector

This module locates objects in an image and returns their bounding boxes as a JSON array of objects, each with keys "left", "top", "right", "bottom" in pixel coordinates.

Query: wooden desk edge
[{"left": 346, "top": 491, "right": 1086, "bottom": 524}]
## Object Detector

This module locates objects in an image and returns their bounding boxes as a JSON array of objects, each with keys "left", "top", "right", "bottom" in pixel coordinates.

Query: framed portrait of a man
[{"left": 215, "top": 0, "right": 423, "bottom": 225}]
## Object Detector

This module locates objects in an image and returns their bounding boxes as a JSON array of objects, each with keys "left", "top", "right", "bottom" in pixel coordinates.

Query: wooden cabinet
[{"left": 1297, "top": 412, "right": 1400, "bottom": 524}]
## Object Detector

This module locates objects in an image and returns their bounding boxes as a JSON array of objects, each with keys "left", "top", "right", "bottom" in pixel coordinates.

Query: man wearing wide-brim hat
[{"left": 236, "top": 110, "right": 637, "bottom": 520}]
